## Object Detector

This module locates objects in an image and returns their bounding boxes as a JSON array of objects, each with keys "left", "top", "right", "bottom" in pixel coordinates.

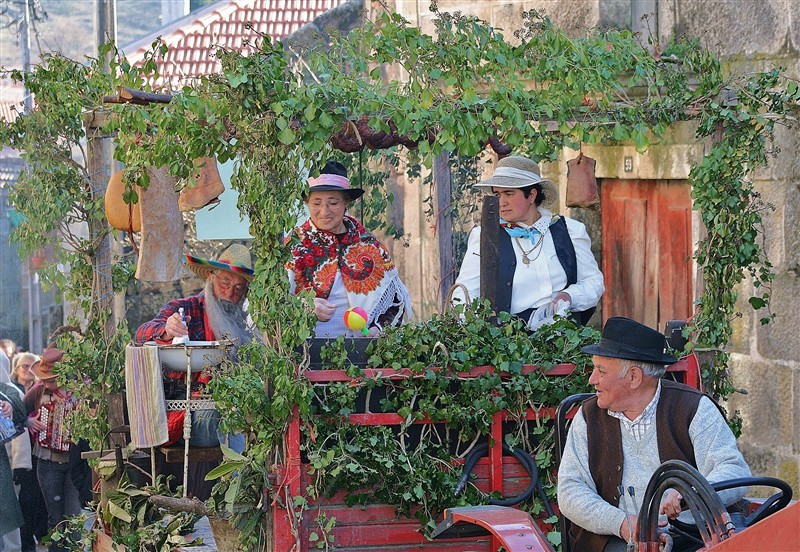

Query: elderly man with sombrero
[
  {"left": 453, "top": 155, "right": 604, "bottom": 329},
  {"left": 136, "top": 243, "right": 257, "bottom": 347},
  {"left": 557, "top": 317, "right": 751, "bottom": 552},
  {"left": 135, "top": 244, "right": 259, "bottom": 499}
]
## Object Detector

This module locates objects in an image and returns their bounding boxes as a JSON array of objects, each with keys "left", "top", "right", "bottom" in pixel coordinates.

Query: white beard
[{"left": 204, "top": 278, "right": 258, "bottom": 354}]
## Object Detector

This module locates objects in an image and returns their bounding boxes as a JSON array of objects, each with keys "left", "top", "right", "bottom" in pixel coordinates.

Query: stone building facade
[{"left": 376, "top": 0, "right": 799, "bottom": 491}]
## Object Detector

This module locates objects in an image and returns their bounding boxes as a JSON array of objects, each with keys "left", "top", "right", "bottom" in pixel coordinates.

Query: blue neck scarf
[{"left": 500, "top": 219, "right": 541, "bottom": 243}]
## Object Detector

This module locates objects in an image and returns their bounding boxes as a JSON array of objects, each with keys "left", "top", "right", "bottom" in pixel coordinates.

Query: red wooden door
[{"left": 601, "top": 179, "right": 693, "bottom": 332}]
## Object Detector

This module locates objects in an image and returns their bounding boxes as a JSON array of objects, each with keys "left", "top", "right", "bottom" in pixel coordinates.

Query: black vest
[{"left": 495, "top": 216, "right": 594, "bottom": 324}]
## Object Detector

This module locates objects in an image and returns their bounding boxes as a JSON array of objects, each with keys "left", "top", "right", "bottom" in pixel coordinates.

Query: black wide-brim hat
[
  {"left": 581, "top": 316, "right": 678, "bottom": 365},
  {"left": 306, "top": 160, "right": 364, "bottom": 200}
]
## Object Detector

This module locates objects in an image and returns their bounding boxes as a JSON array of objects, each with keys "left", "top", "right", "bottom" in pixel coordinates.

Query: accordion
[{"left": 37, "top": 401, "right": 73, "bottom": 452}]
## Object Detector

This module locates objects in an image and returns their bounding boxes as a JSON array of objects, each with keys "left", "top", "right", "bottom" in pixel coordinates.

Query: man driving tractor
[{"left": 557, "top": 317, "right": 751, "bottom": 552}]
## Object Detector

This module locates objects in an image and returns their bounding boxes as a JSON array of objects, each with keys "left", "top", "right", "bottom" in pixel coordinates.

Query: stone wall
[
  {"left": 668, "top": 0, "right": 800, "bottom": 496},
  {"left": 378, "top": 0, "right": 800, "bottom": 488}
]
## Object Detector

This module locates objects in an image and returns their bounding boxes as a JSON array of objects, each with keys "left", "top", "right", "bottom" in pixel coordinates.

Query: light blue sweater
[{"left": 557, "top": 393, "right": 751, "bottom": 538}]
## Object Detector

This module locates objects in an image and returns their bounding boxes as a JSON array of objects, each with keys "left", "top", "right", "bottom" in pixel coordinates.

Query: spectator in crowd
[
  {"left": 0, "top": 339, "right": 17, "bottom": 364},
  {"left": 1, "top": 351, "right": 26, "bottom": 552},
  {"left": 11, "top": 353, "right": 37, "bottom": 394},
  {"left": 23, "top": 348, "right": 81, "bottom": 552},
  {"left": 10, "top": 353, "right": 48, "bottom": 551}
]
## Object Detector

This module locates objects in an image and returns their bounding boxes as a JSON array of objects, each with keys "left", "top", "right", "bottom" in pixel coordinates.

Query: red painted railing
[{"left": 271, "top": 355, "right": 700, "bottom": 551}]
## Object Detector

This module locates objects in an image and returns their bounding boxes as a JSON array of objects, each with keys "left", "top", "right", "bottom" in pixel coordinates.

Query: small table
[{"left": 158, "top": 342, "right": 225, "bottom": 497}]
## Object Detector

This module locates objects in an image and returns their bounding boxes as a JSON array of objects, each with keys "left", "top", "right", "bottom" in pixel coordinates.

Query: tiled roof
[
  {"left": 124, "top": 0, "right": 352, "bottom": 90},
  {"left": 0, "top": 81, "right": 24, "bottom": 123}
]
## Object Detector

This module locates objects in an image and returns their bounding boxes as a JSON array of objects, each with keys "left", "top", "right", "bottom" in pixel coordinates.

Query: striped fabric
[{"left": 125, "top": 344, "right": 168, "bottom": 447}]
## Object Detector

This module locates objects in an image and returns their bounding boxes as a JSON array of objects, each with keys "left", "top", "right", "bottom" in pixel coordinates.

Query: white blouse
[{"left": 453, "top": 208, "right": 604, "bottom": 315}]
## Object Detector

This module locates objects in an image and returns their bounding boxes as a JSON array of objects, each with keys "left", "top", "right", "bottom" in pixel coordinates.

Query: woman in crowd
[
  {"left": 454, "top": 155, "right": 604, "bottom": 329},
  {"left": 0, "top": 339, "right": 16, "bottom": 363},
  {"left": 286, "top": 160, "right": 413, "bottom": 337},
  {"left": 10, "top": 353, "right": 48, "bottom": 552},
  {"left": 23, "top": 347, "right": 81, "bottom": 552},
  {"left": 11, "top": 353, "right": 37, "bottom": 394},
  {"left": 1, "top": 351, "right": 26, "bottom": 552}
]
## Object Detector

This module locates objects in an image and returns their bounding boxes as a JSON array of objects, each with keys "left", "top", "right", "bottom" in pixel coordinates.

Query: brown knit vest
[{"left": 568, "top": 380, "right": 705, "bottom": 552}]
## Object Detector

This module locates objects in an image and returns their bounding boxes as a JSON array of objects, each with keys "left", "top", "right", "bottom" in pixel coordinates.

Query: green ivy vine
[{"left": 304, "top": 303, "right": 598, "bottom": 536}]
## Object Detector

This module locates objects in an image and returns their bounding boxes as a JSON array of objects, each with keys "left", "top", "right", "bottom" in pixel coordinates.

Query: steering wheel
[
  {"left": 670, "top": 476, "right": 792, "bottom": 537},
  {"left": 711, "top": 476, "right": 793, "bottom": 527}
]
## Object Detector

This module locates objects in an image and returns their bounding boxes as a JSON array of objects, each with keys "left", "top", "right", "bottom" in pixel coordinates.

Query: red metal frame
[
  {"left": 273, "top": 355, "right": 700, "bottom": 551},
  {"left": 703, "top": 500, "right": 799, "bottom": 551},
  {"left": 434, "top": 506, "right": 554, "bottom": 552}
]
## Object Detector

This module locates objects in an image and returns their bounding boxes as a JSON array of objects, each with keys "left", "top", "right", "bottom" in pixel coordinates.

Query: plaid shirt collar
[{"left": 609, "top": 381, "right": 661, "bottom": 442}]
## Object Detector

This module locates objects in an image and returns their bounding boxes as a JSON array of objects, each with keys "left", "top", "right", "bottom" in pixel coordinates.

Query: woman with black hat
[{"left": 286, "top": 160, "right": 413, "bottom": 337}]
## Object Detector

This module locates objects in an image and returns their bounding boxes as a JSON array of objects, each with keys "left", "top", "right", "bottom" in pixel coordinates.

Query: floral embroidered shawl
[{"left": 287, "top": 216, "right": 412, "bottom": 325}]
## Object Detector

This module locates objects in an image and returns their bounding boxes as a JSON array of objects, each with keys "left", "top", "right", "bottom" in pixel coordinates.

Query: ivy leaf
[
  {"left": 318, "top": 112, "right": 334, "bottom": 128},
  {"left": 277, "top": 126, "right": 296, "bottom": 145},
  {"left": 226, "top": 73, "right": 248, "bottom": 88},
  {"left": 205, "top": 460, "right": 247, "bottom": 480},
  {"left": 107, "top": 500, "right": 133, "bottom": 523}
]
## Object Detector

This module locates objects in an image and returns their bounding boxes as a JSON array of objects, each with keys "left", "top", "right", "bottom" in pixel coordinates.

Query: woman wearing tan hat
[
  {"left": 454, "top": 155, "right": 604, "bottom": 328},
  {"left": 286, "top": 160, "right": 413, "bottom": 337},
  {"left": 21, "top": 347, "right": 81, "bottom": 551}
]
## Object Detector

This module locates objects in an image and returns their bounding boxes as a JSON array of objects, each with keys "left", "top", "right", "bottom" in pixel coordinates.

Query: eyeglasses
[
  {"left": 214, "top": 273, "right": 247, "bottom": 294},
  {"left": 308, "top": 199, "right": 347, "bottom": 211}
]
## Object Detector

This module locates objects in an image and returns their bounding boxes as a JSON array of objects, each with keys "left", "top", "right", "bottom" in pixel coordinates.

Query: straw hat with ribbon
[
  {"left": 31, "top": 347, "right": 63, "bottom": 381},
  {"left": 185, "top": 244, "right": 254, "bottom": 282},
  {"left": 473, "top": 156, "right": 558, "bottom": 211},
  {"left": 306, "top": 160, "right": 364, "bottom": 200}
]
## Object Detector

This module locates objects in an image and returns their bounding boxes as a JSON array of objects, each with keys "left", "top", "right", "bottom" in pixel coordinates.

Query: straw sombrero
[
  {"left": 474, "top": 156, "right": 558, "bottom": 210},
  {"left": 31, "top": 347, "right": 63, "bottom": 381},
  {"left": 185, "top": 244, "right": 254, "bottom": 282}
]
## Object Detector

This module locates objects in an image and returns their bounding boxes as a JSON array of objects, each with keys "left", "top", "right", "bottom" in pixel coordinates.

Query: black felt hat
[
  {"left": 581, "top": 317, "right": 677, "bottom": 365},
  {"left": 306, "top": 160, "right": 364, "bottom": 200}
]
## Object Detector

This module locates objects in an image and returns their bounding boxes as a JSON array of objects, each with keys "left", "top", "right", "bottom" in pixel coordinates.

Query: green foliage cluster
[
  {"left": 689, "top": 67, "right": 800, "bottom": 397},
  {"left": 0, "top": 49, "right": 135, "bottom": 455},
  {"left": 48, "top": 474, "right": 200, "bottom": 552},
  {"left": 304, "top": 304, "right": 598, "bottom": 535},
  {"left": 54, "top": 316, "right": 131, "bottom": 449},
  {"left": 205, "top": 445, "right": 272, "bottom": 550},
  {"left": 0, "top": 52, "right": 126, "bottom": 302}
]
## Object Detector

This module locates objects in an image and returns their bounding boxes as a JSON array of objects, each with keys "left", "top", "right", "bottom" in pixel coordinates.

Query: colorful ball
[{"left": 343, "top": 306, "right": 368, "bottom": 331}]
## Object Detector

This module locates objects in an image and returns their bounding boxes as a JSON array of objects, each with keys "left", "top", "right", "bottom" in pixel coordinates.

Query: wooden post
[
  {"left": 479, "top": 196, "right": 500, "bottom": 311},
  {"left": 434, "top": 151, "right": 455, "bottom": 309},
  {"left": 84, "top": 111, "right": 116, "bottom": 338}
]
